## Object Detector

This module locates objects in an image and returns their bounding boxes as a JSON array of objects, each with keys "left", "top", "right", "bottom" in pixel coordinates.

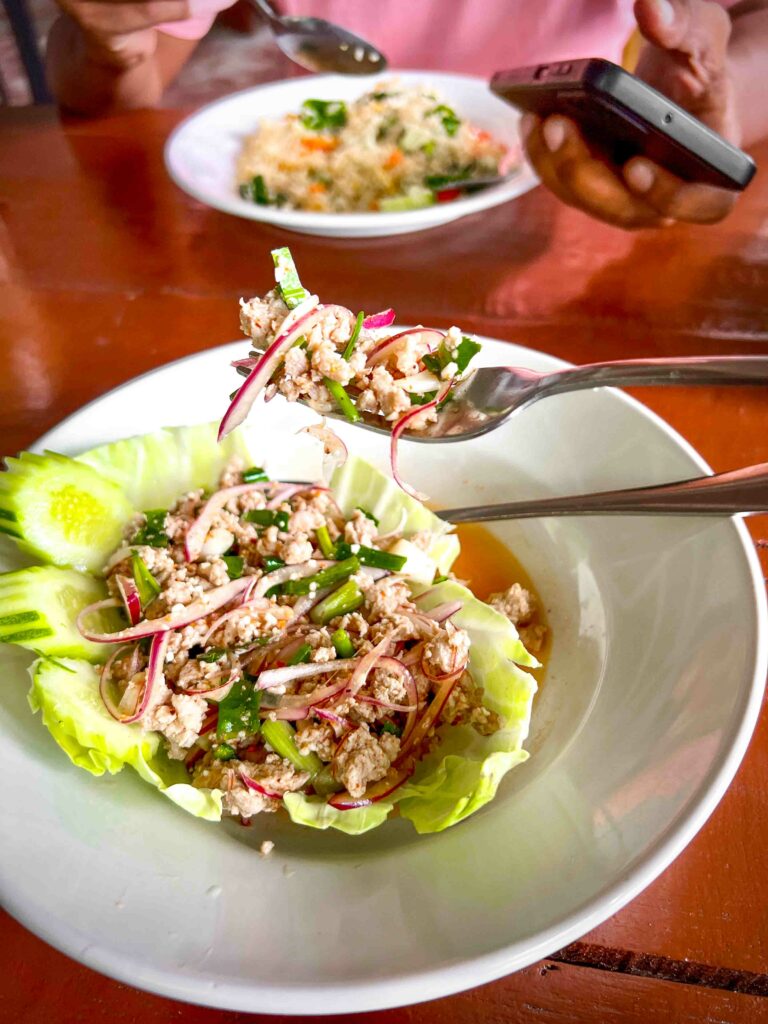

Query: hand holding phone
[{"left": 487, "top": 1, "right": 755, "bottom": 229}]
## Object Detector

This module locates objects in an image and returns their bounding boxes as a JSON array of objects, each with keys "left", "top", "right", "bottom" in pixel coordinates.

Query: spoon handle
[
  {"left": 247, "top": 0, "right": 281, "bottom": 25},
  {"left": 539, "top": 356, "right": 768, "bottom": 395},
  {"left": 440, "top": 462, "right": 768, "bottom": 523}
]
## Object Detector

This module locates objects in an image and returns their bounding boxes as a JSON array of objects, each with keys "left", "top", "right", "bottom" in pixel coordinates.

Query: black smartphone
[{"left": 491, "top": 58, "right": 756, "bottom": 191}]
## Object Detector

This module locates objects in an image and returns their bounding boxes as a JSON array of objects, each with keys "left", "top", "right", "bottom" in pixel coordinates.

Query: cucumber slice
[
  {"left": 28, "top": 657, "right": 161, "bottom": 776},
  {"left": 261, "top": 720, "right": 322, "bottom": 775},
  {"left": 0, "top": 566, "right": 118, "bottom": 661},
  {"left": 76, "top": 422, "right": 257, "bottom": 510},
  {"left": 28, "top": 657, "right": 223, "bottom": 819},
  {"left": 0, "top": 452, "right": 134, "bottom": 572}
]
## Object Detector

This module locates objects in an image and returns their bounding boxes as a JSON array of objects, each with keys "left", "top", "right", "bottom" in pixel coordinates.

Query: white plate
[
  {"left": 165, "top": 71, "right": 539, "bottom": 237},
  {"left": 1, "top": 337, "right": 765, "bottom": 1014}
]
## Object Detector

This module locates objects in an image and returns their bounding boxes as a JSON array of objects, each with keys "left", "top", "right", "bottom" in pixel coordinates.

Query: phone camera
[{"left": 663, "top": 112, "right": 673, "bottom": 124}]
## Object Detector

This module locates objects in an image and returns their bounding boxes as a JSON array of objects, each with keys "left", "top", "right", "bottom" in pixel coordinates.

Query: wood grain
[{"left": 0, "top": 107, "right": 766, "bottom": 1019}]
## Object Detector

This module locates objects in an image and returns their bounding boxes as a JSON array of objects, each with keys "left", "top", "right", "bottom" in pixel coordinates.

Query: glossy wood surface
[{"left": 1, "top": 107, "right": 767, "bottom": 1022}]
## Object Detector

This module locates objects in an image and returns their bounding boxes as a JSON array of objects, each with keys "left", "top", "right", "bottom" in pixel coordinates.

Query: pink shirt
[{"left": 160, "top": 0, "right": 640, "bottom": 69}]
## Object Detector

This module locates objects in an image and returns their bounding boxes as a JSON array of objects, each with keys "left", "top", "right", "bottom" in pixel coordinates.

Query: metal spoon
[
  {"left": 438, "top": 462, "right": 768, "bottom": 523},
  {"left": 247, "top": 0, "right": 387, "bottom": 75},
  {"left": 283, "top": 355, "right": 768, "bottom": 441}
]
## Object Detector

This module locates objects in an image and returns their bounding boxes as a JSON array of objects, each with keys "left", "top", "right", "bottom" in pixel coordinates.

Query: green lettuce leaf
[
  {"left": 76, "top": 422, "right": 257, "bottom": 510},
  {"left": 281, "top": 464, "right": 538, "bottom": 835},
  {"left": 28, "top": 657, "right": 222, "bottom": 820}
]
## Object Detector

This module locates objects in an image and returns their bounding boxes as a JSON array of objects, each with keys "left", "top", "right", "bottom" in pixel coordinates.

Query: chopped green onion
[
  {"left": 244, "top": 508, "right": 289, "bottom": 530},
  {"left": 310, "top": 579, "right": 364, "bottom": 625},
  {"left": 331, "top": 628, "right": 355, "bottom": 659},
  {"left": 334, "top": 542, "right": 406, "bottom": 572},
  {"left": 222, "top": 555, "right": 244, "bottom": 580},
  {"left": 217, "top": 677, "right": 261, "bottom": 740},
  {"left": 423, "top": 335, "right": 481, "bottom": 377},
  {"left": 356, "top": 506, "right": 380, "bottom": 526},
  {"left": 324, "top": 377, "right": 360, "bottom": 423},
  {"left": 281, "top": 556, "right": 360, "bottom": 596},
  {"left": 198, "top": 647, "right": 227, "bottom": 663},
  {"left": 427, "top": 104, "right": 461, "bottom": 136},
  {"left": 342, "top": 311, "right": 364, "bottom": 360},
  {"left": 409, "top": 390, "right": 438, "bottom": 406},
  {"left": 380, "top": 721, "right": 403, "bottom": 737},
  {"left": 287, "top": 642, "right": 312, "bottom": 666},
  {"left": 433, "top": 574, "right": 449, "bottom": 584},
  {"left": 421, "top": 140, "right": 436, "bottom": 156},
  {"left": 263, "top": 556, "right": 285, "bottom": 573},
  {"left": 130, "top": 552, "right": 160, "bottom": 606},
  {"left": 316, "top": 524, "right": 336, "bottom": 558},
  {"left": 301, "top": 98, "right": 347, "bottom": 131},
  {"left": 213, "top": 743, "right": 237, "bottom": 761},
  {"left": 239, "top": 174, "right": 271, "bottom": 204},
  {"left": 131, "top": 509, "right": 169, "bottom": 548},
  {"left": 272, "top": 247, "right": 308, "bottom": 309},
  {"left": 261, "top": 720, "right": 322, "bottom": 775},
  {"left": 294, "top": 335, "right": 308, "bottom": 349},
  {"left": 229, "top": 388, "right": 240, "bottom": 401},
  {"left": 242, "top": 466, "right": 268, "bottom": 483},
  {"left": 371, "top": 91, "right": 392, "bottom": 101}
]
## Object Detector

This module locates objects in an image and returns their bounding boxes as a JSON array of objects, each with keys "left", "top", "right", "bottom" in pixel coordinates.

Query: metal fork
[
  {"left": 439, "top": 462, "right": 768, "bottom": 523},
  {"left": 305, "top": 356, "right": 768, "bottom": 441}
]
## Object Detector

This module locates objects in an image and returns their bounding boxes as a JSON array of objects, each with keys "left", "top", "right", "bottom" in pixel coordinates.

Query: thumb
[
  {"left": 633, "top": 0, "right": 731, "bottom": 64},
  {"left": 632, "top": 0, "right": 735, "bottom": 133}
]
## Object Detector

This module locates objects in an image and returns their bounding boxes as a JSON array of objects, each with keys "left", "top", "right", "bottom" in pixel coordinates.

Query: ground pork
[
  {"left": 423, "top": 624, "right": 471, "bottom": 676},
  {"left": 343, "top": 509, "right": 378, "bottom": 547},
  {"left": 488, "top": 583, "right": 536, "bottom": 625},
  {"left": 331, "top": 724, "right": 394, "bottom": 797},
  {"left": 443, "top": 672, "right": 501, "bottom": 736},
  {"left": 144, "top": 692, "right": 207, "bottom": 759},
  {"left": 295, "top": 718, "right": 337, "bottom": 760}
]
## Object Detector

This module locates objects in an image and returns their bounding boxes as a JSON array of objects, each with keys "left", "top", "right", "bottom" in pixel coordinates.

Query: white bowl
[
  {"left": 1, "top": 336, "right": 765, "bottom": 1014},
  {"left": 164, "top": 71, "right": 539, "bottom": 237}
]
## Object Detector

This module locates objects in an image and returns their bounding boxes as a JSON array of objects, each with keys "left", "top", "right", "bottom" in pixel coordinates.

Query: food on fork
[
  {"left": 0, "top": 423, "right": 542, "bottom": 835},
  {"left": 221, "top": 248, "right": 483, "bottom": 494},
  {"left": 236, "top": 82, "right": 510, "bottom": 213}
]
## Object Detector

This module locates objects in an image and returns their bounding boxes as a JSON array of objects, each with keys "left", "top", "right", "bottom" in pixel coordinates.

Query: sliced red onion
[
  {"left": 420, "top": 649, "right": 468, "bottom": 685},
  {"left": 394, "top": 369, "right": 444, "bottom": 395},
  {"left": 218, "top": 301, "right": 326, "bottom": 440},
  {"left": 400, "top": 643, "right": 425, "bottom": 667},
  {"left": 347, "top": 634, "right": 391, "bottom": 697},
  {"left": 174, "top": 665, "right": 238, "bottom": 702},
  {"left": 328, "top": 762, "right": 414, "bottom": 810},
  {"left": 115, "top": 575, "right": 142, "bottom": 626},
  {"left": 184, "top": 482, "right": 272, "bottom": 562},
  {"left": 76, "top": 597, "right": 122, "bottom": 640},
  {"left": 266, "top": 482, "right": 328, "bottom": 510},
  {"left": 358, "top": 695, "right": 418, "bottom": 713},
  {"left": 100, "top": 631, "right": 169, "bottom": 724},
  {"left": 396, "top": 670, "right": 460, "bottom": 763},
  {"left": 256, "top": 658, "right": 356, "bottom": 690},
  {"left": 299, "top": 422, "right": 348, "bottom": 469},
  {"left": 79, "top": 576, "right": 253, "bottom": 644},
  {"left": 104, "top": 546, "right": 136, "bottom": 572},
  {"left": 268, "top": 677, "right": 351, "bottom": 719},
  {"left": 289, "top": 587, "right": 333, "bottom": 621},
  {"left": 367, "top": 328, "right": 444, "bottom": 368},
  {"left": 313, "top": 706, "right": 352, "bottom": 730},
  {"left": 200, "top": 595, "right": 271, "bottom": 647},
  {"left": 390, "top": 378, "right": 454, "bottom": 499},
  {"left": 239, "top": 769, "right": 282, "bottom": 801},
  {"left": 362, "top": 308, "right": 396, "bottom": 330},
  {"left": 231, "top": 356, "right": 259, "bottom": 369},
  {"left": 424, "top": 600, "right": 464, "bottom": 623}
]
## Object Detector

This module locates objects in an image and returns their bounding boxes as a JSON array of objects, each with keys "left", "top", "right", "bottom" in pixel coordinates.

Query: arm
[
  {"left": 46, "top": 3, "right": 199, "bottom": 116},
  {"left": 521, "top": 0, "right": 768, "bottom": 229}
]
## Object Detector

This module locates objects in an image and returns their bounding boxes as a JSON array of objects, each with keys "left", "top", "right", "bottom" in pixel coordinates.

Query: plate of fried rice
[{"left": 165, "top": 71, "right": 539, "bottom": 237}]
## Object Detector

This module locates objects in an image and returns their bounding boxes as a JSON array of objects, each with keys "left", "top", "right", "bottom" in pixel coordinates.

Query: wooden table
[{"left": 1, "top": 107, "right": 767, "bottom": 1024}]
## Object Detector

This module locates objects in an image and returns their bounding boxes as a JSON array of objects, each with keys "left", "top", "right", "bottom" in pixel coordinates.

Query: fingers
[
  {"left": 521, "top": 114, "right": 670, "bottom": 229},
  {"left": 633, "top": 0, "right": 733, "bottom": 122},
  {"left": 624, "top": 157, "right": 737, "bottom": 223},
  {"left": 61, "top": 0, "right": 190, "bottom": 36}
]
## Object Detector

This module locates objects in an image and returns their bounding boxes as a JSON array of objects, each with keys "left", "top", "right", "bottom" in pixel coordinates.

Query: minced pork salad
[
  {"left": 0, "top": 423, "right": 543, "bottom": 835},
  {"left": 221, "top": 248, "right": 483, "bottom": 496},
  {"left": 236, "top": 82, "right": 510, "bottom": 213}
]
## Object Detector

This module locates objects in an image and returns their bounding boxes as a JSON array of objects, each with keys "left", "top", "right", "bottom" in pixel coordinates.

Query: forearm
[
  {"left": 727, "top": 1, "right": 768, "bottom": 145},
  {"left": 46, "top": 15, "right": 196, "bottom": 116}
]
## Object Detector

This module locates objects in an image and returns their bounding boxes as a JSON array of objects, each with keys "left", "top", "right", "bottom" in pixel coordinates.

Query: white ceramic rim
[
  {"left": 163, "top": 71, "right": 537, "bottom": 233},
  {"left": 4, "top": 343, "right": 766, "bottom": 1014}
]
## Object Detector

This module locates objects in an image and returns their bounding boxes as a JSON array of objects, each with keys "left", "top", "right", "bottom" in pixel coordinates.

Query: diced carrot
[
  {"left": 384, "top": 149, "right": 404, "bottom": 169},
  {"left": 308, "top": 182, "right": 327, "bottom": 194},
  {"left": 301, "top": 136, "right": 338, "bottom": 152}
]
